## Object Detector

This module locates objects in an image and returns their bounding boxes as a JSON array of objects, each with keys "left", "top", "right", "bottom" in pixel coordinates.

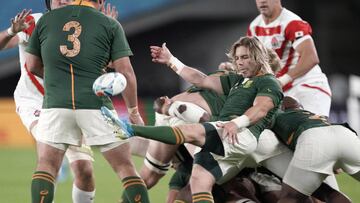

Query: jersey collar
[{"left": 71, "top": 0, "right": 96, "bottom": 8}]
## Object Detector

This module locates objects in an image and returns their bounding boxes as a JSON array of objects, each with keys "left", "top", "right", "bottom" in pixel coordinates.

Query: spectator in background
[{"left": 247, "top": 0, "right": 332, "bottom": 117}]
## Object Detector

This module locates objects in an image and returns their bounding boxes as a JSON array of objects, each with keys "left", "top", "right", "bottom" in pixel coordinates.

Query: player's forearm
[
  {"left": 120, "top": 70, "right": 139, "bottom": 110},
  {"left": 234, "top": 97, "right": 274, "bottom": 126},
  {"left": 287, "top": 39, "right": 320, "bottom": 80},
  {"left": 243, "top": 105, "right": 271, "bottom": 124},
  {"left": 0, "top": 30, "right": 17, "bottom": 50},
  {"left": 167, "top": 56, "right": 214, "bottom": 90},
  {"left": 288, "top": 53, "right": 319, "bottom": 79},
  {"left": 177, "top": 66, "right": 208, "bottom": 87}
]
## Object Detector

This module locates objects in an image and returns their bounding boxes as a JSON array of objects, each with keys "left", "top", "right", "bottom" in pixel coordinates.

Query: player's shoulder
[
  {"left": 254, "top": 74, "right": 278, "bottom": 85},
  {"left": 249, "top": 14, "right": 263, "bottom": 28},
  {"left": 281, "top": 8, "right": 306, "bottom": 27}
]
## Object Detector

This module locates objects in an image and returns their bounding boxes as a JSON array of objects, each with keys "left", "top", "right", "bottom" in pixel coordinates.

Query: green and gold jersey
[
  {"left": 187, "top": 70, "right": 228, "bottom": 120},
  {"left": 219, "top": 73, "right": 283, "bottom": 138},
  {"left": 272, "top": 109, "right": 330, "bottom": 150},
  {"left": 26, "top": 5, "right": 132, "bottom": 109}
]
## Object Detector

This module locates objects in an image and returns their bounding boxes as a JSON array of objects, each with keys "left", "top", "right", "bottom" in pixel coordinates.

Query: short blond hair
[{"left": 227, "top": 36, "right": 273, "bottom": 75}]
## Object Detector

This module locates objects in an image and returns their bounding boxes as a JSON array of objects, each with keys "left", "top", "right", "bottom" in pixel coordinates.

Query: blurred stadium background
[{"left": 0, "top": 0, "right": 359, "bottom": 202}]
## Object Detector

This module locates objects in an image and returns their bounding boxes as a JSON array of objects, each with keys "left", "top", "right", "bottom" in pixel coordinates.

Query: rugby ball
[{"left": 93, "top": 72, "right": 127, "bottom": 96}]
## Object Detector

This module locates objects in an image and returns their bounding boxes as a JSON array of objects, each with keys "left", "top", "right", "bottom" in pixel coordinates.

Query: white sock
[{"left": 72, "top": 184, "right": 95, "bottom": 203}]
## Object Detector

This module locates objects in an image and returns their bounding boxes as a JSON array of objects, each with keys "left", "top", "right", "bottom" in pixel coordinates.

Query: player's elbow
[
  {"left": 257, "top": 102, "right": 274, "bottom": 119},
  {"left": 257, "top": 107, "right": 270, "bottom": 120},
  {"left": 311, "top": 55, "right": 320, "bottom": 66},
  {"left": 305, "top": 51, "right": 320, "bottom": 68}
]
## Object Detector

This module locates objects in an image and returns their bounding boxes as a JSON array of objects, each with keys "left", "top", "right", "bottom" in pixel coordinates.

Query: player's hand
[
  {"left": 129, "top": 113, "right": 145, "bottom": 126},
  {"left": 218, "top": 62, "right": 235, "bottom": 71},
  {"left": 10, "top": 9, "right": 33, "bottom": 34},
  {"left": 101, "top": 3, "right": 118, "bottom": 19},
  {"left": 150, "top": 43, "right": 173, "bottom": 65},
  {"left": 217, "top": 121, "right": 239, "bottom": 144}
]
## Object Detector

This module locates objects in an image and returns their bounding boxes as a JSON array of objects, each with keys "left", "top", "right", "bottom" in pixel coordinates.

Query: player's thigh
[
  {"left": 37, "top": 108, "right": 82, "bottom": 145},
  {"left": 285, "top": 83, "right": 331, "bottom": 117},
  {"left": 177, "top": 123, "right": 206, "bottom": 143},
  {"left": 142, "top": 141, "right": 177, "bottom": 176},
  {"left": 147, "top": 140, "right": 179, "bottom": 163},
  {"left": 260, "top": 149, "right": 293, "bottom": 178},
  {"left": 206, "top": 122, "right": 258, "bottom": 158},
  {"left": 76, "top": 109, "right": 125, "bottom": 146},
  {"left": 251, "top": 129, "right": 289, "bottom": 163},
  {"left": 291, "top": 127, "right": 340, "bottom": 175},
  {"left": 283, "top": 164, "right": 328, "bottom": 196},
  {"left": 65, "top": 144, "right": 94, "bottom": 163},
  {"left": 332, "top": 126, "right": 360, "bottom": 175}
]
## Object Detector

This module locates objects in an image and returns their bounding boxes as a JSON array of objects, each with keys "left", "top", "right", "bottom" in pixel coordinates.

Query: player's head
[
  {"left": 281, "top": 96, "right": 303, "bottom": 110},
  {"left": 227, "top": 36, "right": 272, "bottom": 77},
  {"left": 45, "top": 0, "right": 73, "bottom": 10},
  {"left": 47, "top": 0, "right": 105, "bottom": 11},
  {"left": 71, "top": 0, "right": 106, "bottom": 10},
  {"left": 153, "top": 96, "right": 172, "bottom": 115},
  {"left": 267, "top": 48, "right": 281, "bottom": 74},
  {"left": 255, "top": 0, "right": 282, "bottom": 18}
]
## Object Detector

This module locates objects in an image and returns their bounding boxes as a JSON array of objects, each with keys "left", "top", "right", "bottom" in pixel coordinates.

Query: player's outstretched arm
[
  {"left": 278, "top": 38, "right": 319, "bottom": 87},
  {"left": 150, "top": 43, "right": 223, "bottom": 94},
  {"left": 113, "top": 56, "right": 144, "bottom": 125},
  {"left": 0, "top": 9, "right": 32, "bottom": 50}
]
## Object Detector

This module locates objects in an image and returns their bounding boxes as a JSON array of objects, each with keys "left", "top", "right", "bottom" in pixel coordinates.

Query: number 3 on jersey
[{"left": 60, "top": 21, "right": 82, "bottom": 57}]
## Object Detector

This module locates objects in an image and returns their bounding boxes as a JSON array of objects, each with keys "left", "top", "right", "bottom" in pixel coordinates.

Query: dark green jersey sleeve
[
  {"left": 255, "top": 75, "right": 283, "bottom": 107},
  {"left": 220, "top": 72, "right": 243, "bottom": 95},
  {"left": 110, "top": 21, "right": 133, "bottom": 61}
]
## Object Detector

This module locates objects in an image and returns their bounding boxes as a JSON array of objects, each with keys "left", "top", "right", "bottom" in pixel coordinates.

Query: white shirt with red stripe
[
  {"left": 247, "top": 8, "right": 330, "bottom": 94},
  {"left": 13, "top": 13, "right": 44, "bottom": 109}
]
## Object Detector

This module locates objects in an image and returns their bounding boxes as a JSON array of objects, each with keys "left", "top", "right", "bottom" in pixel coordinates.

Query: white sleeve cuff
[
  {"left": 231, "top": 115, "right": 250, "bottom": 129},
  {"left": 168, "top": 56, "right": 185, "bottom": 74},
  {"left": 277, "top": 73, "right": 293, "bottom": 87},
  {"left": 292, "top": 35, "right": 312, "bottom": 49}
]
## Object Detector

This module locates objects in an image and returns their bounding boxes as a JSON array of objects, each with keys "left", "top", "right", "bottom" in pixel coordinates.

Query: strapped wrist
[
  {"left": 277, "top": 74, "right": 293, "bottom": 87},
  {"left": 6, "top": 27, "right": 16, "bottom": 37},
  {"left": 128, "top": 106, "right": 139, "bottom": 115},
  {"left": 231, "top": 115, "right": 250, "bottom": 129},
  {"left": 168, "top": 56, "right": 185, "bottom": 75}
]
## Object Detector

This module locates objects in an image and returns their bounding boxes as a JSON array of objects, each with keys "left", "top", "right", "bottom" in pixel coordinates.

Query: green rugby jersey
[
  {"left": 272, "top": 109, "right": 330, "bottom": 150},
  {"left": 186, "top": 70, "right": 228, "bottom": 120},
  {"left": 219, "top": 73, "right": 283, "bottom": 138},
  {"left": 186, "top": 88, "right": 226, "bottom": 121},
  {"left": 26, "top": 5, "right": 132, "bottom": 109}
]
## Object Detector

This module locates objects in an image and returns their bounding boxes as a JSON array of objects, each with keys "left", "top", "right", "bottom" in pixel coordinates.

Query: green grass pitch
[{"left": 0, "top": 147, "right": 359, "bottom": 202}]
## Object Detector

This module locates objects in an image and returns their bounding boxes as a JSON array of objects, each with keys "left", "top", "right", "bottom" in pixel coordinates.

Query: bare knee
[
  {"left": 139, "top": 164, "right": 166, "bottom": 189},
  {"left": 178, "top": 124, "right": 206, "bottom": 146},
  {"left": 71, "top": 160, "right": 94, "bottom": 183},
  {"left": 189, "top": 165, "right": 215, "bottom": 193}
]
